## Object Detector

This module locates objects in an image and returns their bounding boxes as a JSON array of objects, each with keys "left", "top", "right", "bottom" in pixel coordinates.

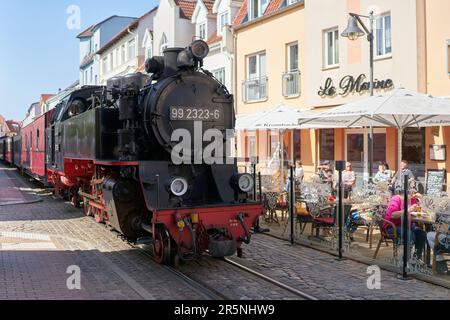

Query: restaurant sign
[{"left": 318, "top": 74, "right": 394, "bottom": 97}]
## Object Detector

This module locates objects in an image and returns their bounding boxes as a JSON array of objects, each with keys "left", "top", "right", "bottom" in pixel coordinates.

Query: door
[{"left": 345, "top": 129, "right": 386, "bottom": 183}]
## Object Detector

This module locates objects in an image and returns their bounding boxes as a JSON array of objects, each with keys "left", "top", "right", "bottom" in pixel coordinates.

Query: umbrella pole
[{"left": 398, "top": 128, "right": 403, "bottom": 184}]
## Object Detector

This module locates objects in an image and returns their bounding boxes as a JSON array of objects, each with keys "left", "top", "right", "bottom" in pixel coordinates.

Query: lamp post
[{"left": 341, "top": 12, "right": 375, "bottom": 181}]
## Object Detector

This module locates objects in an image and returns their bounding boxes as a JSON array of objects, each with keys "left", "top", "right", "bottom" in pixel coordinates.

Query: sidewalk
[{"left": 0, "top": 164, "right": 41, "bottom": 206}]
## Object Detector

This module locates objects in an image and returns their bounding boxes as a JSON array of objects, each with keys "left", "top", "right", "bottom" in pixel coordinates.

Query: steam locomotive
[{"left": 1, "top": 40, "right": 263, "bottom": 265}]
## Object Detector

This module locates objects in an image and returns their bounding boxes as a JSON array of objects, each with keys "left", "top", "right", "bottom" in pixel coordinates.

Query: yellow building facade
[{"left": 234, "top": 0, "right": 450, "bottom": 183}]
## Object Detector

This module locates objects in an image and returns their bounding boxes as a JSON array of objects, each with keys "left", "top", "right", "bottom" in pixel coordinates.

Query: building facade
[
  {"left": 97, "top": 8, "right": 158, "bottom": 85},
  {"left": 233, "top": 0, "right": 305, "bottom": 167},
  {"left": 153, "top": 0, "right": 197, "bottom": 56},
  {"left": 192, "top": 0, "right": 242, "bottom": 93},
  {"left": 77, "top": 15, "right": 137, "bottom": 86},
  {"left": 234, "top": 0, "right": 450, "bottom": 182}
]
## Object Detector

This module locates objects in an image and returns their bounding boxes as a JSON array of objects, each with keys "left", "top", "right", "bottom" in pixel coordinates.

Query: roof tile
[{"left": 175, "top": 0, "right": 197, "bottom": 19}]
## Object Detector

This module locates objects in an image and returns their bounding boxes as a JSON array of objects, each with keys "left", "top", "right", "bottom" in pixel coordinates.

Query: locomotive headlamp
[
  {"left": 232, "top": 174, "right": 255, "bottom": 193},
  {"left": 169, "top": 177, "right": 189, "bottom": 197},
  {"left": 238, "top": 174, "right": 255, "bottom": 193},
  {"left": 190, "top": 40, "right": 210, "bottom": 60}
]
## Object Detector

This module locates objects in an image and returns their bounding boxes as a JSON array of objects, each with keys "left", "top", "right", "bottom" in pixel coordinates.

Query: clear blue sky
[{"left": 0, "top": 0, "right": 158, "bottom": 121}]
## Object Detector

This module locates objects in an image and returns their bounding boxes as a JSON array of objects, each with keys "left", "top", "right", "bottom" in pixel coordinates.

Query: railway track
[
  {"left": 222, "top": 257, "right": 319, "bottom": 301},
  {"left": 130, "top": 243, "right": 231, "bottom": 300}
]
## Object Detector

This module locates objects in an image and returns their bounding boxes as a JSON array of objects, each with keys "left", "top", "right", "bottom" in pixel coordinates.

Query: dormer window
[
  {"left": 160, "top": 33, "right": 168, "bottom": 55},
  {"left": 248, "top": 0, "right": 269, "bottom": 21},
  {"left": 198, "top": 23, "right": 206, "bottom": 40}
]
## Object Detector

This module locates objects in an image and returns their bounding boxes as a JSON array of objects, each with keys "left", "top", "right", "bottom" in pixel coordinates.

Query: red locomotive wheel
[{"left": 154, "top": 228, "right": 171, "bottom": 265}]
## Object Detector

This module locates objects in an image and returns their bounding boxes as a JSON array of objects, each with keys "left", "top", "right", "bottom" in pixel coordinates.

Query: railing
[
  {"left": 282, "top": 70, "right": 301, "bottom": 97},
  {"left": 242, "top": 77, "right": 268, "bottom": 102}
]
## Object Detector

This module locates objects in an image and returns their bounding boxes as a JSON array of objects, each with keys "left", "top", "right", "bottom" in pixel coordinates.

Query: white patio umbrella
[
  {"left": 298, "top": 88, "right": 450, "bottom": 179},
  {"left": 236, "top": 105, "right": 338, "bottom": 190}
]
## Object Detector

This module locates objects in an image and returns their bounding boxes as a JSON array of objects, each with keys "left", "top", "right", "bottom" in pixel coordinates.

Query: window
[
  {"left": 319, "top": 129, "right": 335, "bottom": 162},
  {"left": 121, "top": 45, "right": 126, "bottom": 64},
  {"left": 243, "top": 52, "right": 267, "bottom": 102},
  {"left": 103, "top": 57, "right": 108, "bottom": 73},
  {"left": 375, "top": 13, "right": 392, "bottom": 57},
  {"left": 128, "top": 39, "right": 136, "bottom": 60},
  {"left": 116, "top": 48, "right": 120, "bottom": 66},
  {"left": 95, "top": 44, "right": 98, "bottom": 52},
  {"left": 283, "top": 43, "right": 300, "bottom": 97},
  {"left": 287, "top": 43, "right": 298, "bottom": 72},
  {"left": 36, "top": 129, "right": 40, "bottom": 152},
  {"left": 90, "top": 67, "right": 93, "bottom": 83},
  {"left": 160, "top": 33, "right": 168, "bottom": 55},
  {"left": 85, "top": 70, "right": 88, "bottom": 84},
  {"left": 323, "top": 28, "right": 339, "bottom": 68},
  {"left": 198, "top": 23, "right": 206, "bottom": 40},
  {"left": 248, "top": 0, "right": 269, "bottom": 20},
  {"left": 213, "top": 68, "right": 226, "bottom": 85},
  {"left": 219, "top": 12, "right": 229, "bottom": 33},
  {"left": 110, "top": 52, "right": 114, "bottom": 70},
  {"left": 287, "top": 0, "right": 299, "bottom": 5},
  {"left": 95, "top": 75, "right": 98, "bottom": 85},
  {"left": 447, "top": 40, "right": 450, "bottom": 75}
]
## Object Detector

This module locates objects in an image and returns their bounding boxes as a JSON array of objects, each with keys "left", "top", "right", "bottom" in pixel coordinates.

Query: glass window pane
[
  {"left": 334, "top": 30, "right": 339, "bottom": 64},
  {"left": 259, "top": 53, "right": 266, "bottom": 77},
  {"left": 289, "top": 44, "right": 299, "bottom": 71},
  {"left": 327, "top": 32, "right": 333, "bottom": 65},
  {"left": 248, "top": 56, "right": 257, "bottom": 78},
  {"left": 385, "top": 15, "right": 392, "bottom": 54}
]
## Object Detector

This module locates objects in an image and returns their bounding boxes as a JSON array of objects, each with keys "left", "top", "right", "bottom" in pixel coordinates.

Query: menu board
[{"left": 425, "top": 170, "right": 446, "bottom": 197}]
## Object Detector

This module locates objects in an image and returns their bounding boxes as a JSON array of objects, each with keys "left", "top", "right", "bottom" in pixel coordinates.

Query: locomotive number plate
[{"left": 170, "top": 106, "right": 223, "bottom": 121}]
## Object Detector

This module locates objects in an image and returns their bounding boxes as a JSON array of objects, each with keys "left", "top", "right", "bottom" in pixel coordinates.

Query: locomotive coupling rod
[{"left": 78, "top": 191, "right": 97, "bottom": 200}]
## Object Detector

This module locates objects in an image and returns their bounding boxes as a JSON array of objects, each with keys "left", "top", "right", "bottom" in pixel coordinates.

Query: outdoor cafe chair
[{"left": 372, "top": 213, "right": 399, "bottom": 260}]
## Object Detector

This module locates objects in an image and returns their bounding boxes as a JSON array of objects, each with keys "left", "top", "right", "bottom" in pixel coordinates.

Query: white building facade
[
  {"left": 77, "top": 16, "right": 138, "bottom": 86},
  {"left": 98, "top": 9, "right": 158, "bottom": 84},
  {"left": 192, "top": 0, "right": 243, "bottom": 93},
  {"left": 153, "top": 0, "right": 197, "bottom": 56}
]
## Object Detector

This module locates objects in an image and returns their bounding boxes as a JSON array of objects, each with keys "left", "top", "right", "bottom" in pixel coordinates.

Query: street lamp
[{"left": 342, "top": 12, "right": 375, "bottom": 180}]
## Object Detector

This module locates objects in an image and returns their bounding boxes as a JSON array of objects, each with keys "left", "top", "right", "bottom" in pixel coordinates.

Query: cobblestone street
[{"left": 0, "top": 165, "right": 449, "bottom": 300}]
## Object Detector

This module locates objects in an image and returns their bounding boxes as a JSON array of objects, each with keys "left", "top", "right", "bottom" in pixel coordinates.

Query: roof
[
  {"left": 232, "top": 0, "right": 303, "bottom": 28},
  {"left": 77, "top": 25, "right": 94, "bottom": 38},
  {"left": 175, "top": 0, "right": 197, "bottom": 19},
  {"left": 80, "top": 52, "right": 95, "bottom": 68},
  {"left": 203, "top": 0, "right": 215, "bottom": 12},
  {"left": 76, "top": 15, "right": 138, "bottom": 39},
  {"left": 207, "top": 33, "right": 223, "bottom": 44},
  {"left": 40, "top": 94, "right": 54, "bottom": 104},
  {"left": 97, "top": 7, "right": 158, "bottom": 56},
  {"left": 96, "top": 19, "right": 139, "bottom": 55},
  {"left": 5, "top": 121, "right": 20, "bottom": 134}
]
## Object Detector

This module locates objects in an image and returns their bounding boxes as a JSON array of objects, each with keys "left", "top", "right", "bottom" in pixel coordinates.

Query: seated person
[
  {"left": 427, "top": 221, "right": 449, "bottom": 275},
  {"left": 383, "top": 191, "right": 427, "bottom": 259},
  {"left": 374, "top": 162, "right": 392, "bottom": 183}
]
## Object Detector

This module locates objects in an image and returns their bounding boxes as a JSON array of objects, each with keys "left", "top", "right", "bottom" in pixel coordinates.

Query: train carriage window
[
  {"left": 67, "top": 99, "right": 87, "bottom": 117},
  {"left": 36, "top": 129, "right": 40, "bottom": 151}
]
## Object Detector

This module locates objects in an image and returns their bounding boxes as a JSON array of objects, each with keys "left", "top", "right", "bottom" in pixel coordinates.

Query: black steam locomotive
[{"left": 45, "top": 40, "right": 263, "bottom": 265}]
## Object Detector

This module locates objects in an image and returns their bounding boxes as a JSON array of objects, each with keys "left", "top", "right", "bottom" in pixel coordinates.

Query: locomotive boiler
[{"left": 45, "top": 40, "right": 263, "bottom": 265}]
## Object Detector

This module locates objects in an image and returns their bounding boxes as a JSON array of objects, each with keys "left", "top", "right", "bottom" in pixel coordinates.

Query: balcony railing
[
  {"left": 282, "top": 70, "right": 301, "bottom": 97},
  {"left": 243, "top": 77, "right": 268, "bottom": 102}
]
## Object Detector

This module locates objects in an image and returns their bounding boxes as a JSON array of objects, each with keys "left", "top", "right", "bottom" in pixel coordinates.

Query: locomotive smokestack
[{"left": 163, "top": 48, "right": 183, "bottom": 78}]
